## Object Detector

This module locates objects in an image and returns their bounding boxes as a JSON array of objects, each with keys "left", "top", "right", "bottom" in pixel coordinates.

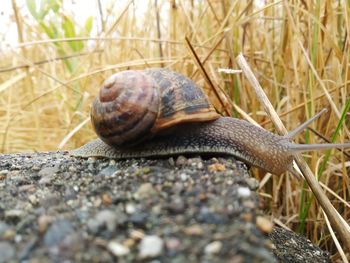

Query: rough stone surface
[
  {"left": 270, "top": 227, "right": 331, "bottom": 263},
  {"left": 0, "top": 151, "right": 330, "bottom": 262},
  {"left": 0, "top": 241, "right": 15, "bottom": 263}
]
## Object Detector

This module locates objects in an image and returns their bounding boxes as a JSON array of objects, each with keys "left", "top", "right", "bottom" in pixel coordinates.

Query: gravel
[{"left": 0, "top": 151, "right": 330, "bottom": 262}]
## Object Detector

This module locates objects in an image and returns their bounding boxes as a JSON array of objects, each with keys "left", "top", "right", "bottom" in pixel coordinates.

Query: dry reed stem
[
  {"left": 236, "top": 52, "right": 350, "bottom": 254},
  {"left": 13, "top": 36, "right": 182, "bottom": 48},
  {"left": 259, "top": 82, "right": 349, "bottom": 129},
  {"left": 58, "top": 117, "right": 90, "bottom": 149},
  {"left": 0, "top": 50, "right": 103, "bottom": 73},
  {"left": 323, "top": 211, "right": 348, "bottom": 263},
  {"left": 283, "top": 1, "right": 350, "bottom": 138},
  {"left": 185, "top": 36, "right": 231, "bottom": 116}
]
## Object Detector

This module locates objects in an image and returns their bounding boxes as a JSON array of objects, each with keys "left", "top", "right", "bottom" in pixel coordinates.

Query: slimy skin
[{"left": 71, "top": 117, "right": 294, "bottom": 175}]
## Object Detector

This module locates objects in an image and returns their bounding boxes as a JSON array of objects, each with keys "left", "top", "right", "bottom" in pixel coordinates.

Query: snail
[{"left": 70, "top": 68, "right": 350, "bottom": 175}]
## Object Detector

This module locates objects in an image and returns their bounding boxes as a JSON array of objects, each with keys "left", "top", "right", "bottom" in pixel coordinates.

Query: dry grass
[{"left": 0, "top": 0, "right": 349, "bottom": 261}]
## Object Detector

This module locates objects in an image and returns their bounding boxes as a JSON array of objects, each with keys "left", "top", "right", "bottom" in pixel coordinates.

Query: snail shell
[{"left": 91, "top": 68, "right": 220, "bottom": 147}]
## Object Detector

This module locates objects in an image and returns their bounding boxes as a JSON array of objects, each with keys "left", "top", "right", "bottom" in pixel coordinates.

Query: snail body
[{"left": 71, "top": 68, "right": 350, "bottom": 175}]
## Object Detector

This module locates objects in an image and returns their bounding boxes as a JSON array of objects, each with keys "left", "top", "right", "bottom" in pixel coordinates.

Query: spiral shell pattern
[
  {"left": 91, "top": 68, "right": 219, "bottom": 147},
  {"left": 91, "top": 70, "right": 160, "bottom": 146}
]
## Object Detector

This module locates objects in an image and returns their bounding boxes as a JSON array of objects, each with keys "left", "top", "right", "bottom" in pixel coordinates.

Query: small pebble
[
  {"left": 130, "top": 229, "right": 145, "bottom": 241},
  {"left": 211, "top": 157, "right": 219, "bottom": 163},
  {"left": 108, "top": 240, "right": 130, "bottom": 257},
  {"left": 87, "top": 157, "right": 96, "bottom": 163},
  {"left": 43, "top": 219, "right": 74, "bottom": 247},
  {"left": 245, "top": 178, "right": 260, "bottom": 190},
  {"left": 38, "top": 174, "right": 55, "bottom": 185},
  {"left": 165, "top": 237, "right": 181, "bottom": 251},
  {"left": 5, "top": 209, "right": 25, "bottom": 222},
  {"left": 7, "top": 175, "right": 27, "bottom": 186},
  {"left": 88, "top": 163, "right": 94, "bottom": 171},
  {"left": 197, "top": 162, "right": 204, "bottom": 169},
  {"left": 0, "top": 169, "right": 9, "bottom": 175},
  {"left": 204, "top": 241, "right": 222, "bottom": 255},
  {"left": 198, "top": 192, "right": 207, "bottom": 202},
  {"left": 38, "top": 215, "right": 53, "bottom": 233},
  {"left": 241, "top": 213, "right": 253, "bottom": 222},
  {"left": 242, "top": 200, "right": 255, "bottom": 209},
  {"left": 31, "top": 165, "right": 41, "bottom": 171},
  {"left": 208, "top": 163, "right": 226, "bottom": 172},
  {"left": 68, "top": 166, "right": 77, "bottom": 172},
  {"left": 64, "top": 186, "right": 77, "bottom": 201},
  {"left": 98, "top": 165, "right": 118, "bottom": 177},
  {"left": 141, "top": 167, "right": 151, "bottom": 174},
  {"left": 188, "top": 157, "right": 202, "bottom": 167},
  {"left": 109, "top": 159, "right": 116, "bottom": 166},
  {"left": 38, "top": 166, "right": 59, "bottom": 177},
  {"left": 0, "top": 222, "right": 15, "bottom": 240},
  {"left": 18, "top": 237, "right": 38, "bottom": 261},
  {"left": 40, "top": 193, "right": 61, "bottom": 208},
  {"left": 168, "top": 157, "right": 175, "bottom": 166},
  {"left": 125, "top": 203, "right": 137, "bottom": 214},
  {"left": 91, "top": 197, "right": 102, "bottom": 207},
  {"left": 197, "top": 209, "right": 228, "bottom": 224},
  {"left": 58, "top": 233, "right": 83, "bottom": 258},
  {"left": 102, "top": 193, "right": 113, "bottom": 205},
  {"left": 139, "top": 235, "right": 164, "bottom": 258},
  {"left": 0, "top": 222, "right": 11, "bottom": 237},
  {"left": 237, "top": 187, "right": 251, "bottom": 198},
  {"left": 134, "top": 183, "right": 157, "bottom": 200},
  {"left": 180, "top": 173, "right": 188, "bottom": 181},
  {"left": 123, "top": 238, "right": 135, "bottom": 248},
  {"left": 256, "top": 216, "right": 273, "bottom": 234},
  {"left": 129, "top": 213, "right": 148, "bottom": 228},
  {"left": 14, "top": 234, "right": 22, "bottom": 243},
  {"left": 3, "top": 230, "right": 15, "bottom": 240},
  {"left": 175, "top": 156, "right": 187, "bottom": 166},
  {"left": 184, "top": 225, "right": 204, "bottom": 236},
  {"left": 87, "top": 210, "right": 120, "bottom": 234},
  {"left": 18, "top": 184, "right": 36, "bottom": 193},
  {"left": 28, "top": 194, "right": 39, "bottom": 205},
  {"left": 167, "top": 198, "right": 185, "bottom": 214}
]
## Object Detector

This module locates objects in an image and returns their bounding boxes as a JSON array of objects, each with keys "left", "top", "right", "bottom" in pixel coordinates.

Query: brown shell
[{"left": 91, "top": 68, "right": 219, "bottom": 147}]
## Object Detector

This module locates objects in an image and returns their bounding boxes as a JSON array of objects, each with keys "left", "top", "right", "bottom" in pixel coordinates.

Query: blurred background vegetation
[{"left": 0, "top": 0, "right": 349, "bottom": 261}]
